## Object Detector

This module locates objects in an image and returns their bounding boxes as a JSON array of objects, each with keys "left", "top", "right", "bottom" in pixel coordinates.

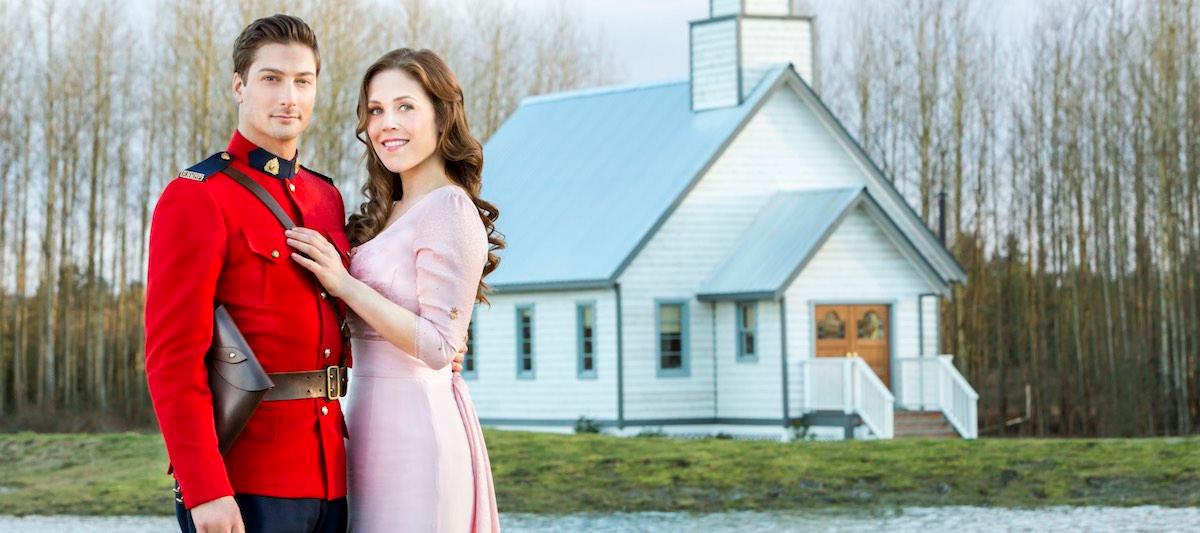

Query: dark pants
[{"left": 175, "top": 493, "right": 347, "bottom": 533}]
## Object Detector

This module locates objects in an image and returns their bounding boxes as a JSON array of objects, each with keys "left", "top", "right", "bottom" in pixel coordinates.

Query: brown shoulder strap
[{"left": 223, "top": 166, "right": 296, "bottom": 230}]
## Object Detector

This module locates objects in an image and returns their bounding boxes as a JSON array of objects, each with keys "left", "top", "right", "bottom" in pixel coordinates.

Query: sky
[
  {"left": 516, "top": 0, "right": 1040, "bottom": 86},
  {"left": 123, "top": 0, "right": 1039, "bottom": 85},
  {"left": 517, "top": 0, "right": 710, "bottom": 84}
]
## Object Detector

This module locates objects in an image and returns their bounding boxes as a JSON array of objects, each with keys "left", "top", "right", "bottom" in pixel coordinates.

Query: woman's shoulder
[
  {"left": 431, "top": 184, "right": 479, "bottom": 215},
  {"left": 438, "top": 183, "right": 472, "bottom": 202},
  {"left": 415, "top": 185, "right": 485, "bottom": 235}
]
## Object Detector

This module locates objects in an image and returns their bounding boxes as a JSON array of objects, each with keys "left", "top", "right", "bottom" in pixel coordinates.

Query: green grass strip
[{"left": 1, "top": 431, "right": 1197, "bottom": 516}]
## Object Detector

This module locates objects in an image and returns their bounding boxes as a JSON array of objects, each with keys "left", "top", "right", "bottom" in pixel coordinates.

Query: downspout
[
  {"left": 711, "top": 301, "right": 718, "bottom": 419},
  {"left": 780, "top": 296, "right": 790, "bottom": 428},
  {"left": 616, "top": 283, "right": 625, "bottom": 429}
]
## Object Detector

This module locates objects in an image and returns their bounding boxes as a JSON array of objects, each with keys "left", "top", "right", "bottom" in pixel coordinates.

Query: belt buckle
[{"left": 325, "top": 366, "right": 341, "bottom": 401}]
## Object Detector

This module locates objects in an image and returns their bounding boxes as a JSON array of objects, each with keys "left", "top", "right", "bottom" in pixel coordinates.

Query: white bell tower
[{"left": 691, "top": 0, "right": 815, "bottom": 111}]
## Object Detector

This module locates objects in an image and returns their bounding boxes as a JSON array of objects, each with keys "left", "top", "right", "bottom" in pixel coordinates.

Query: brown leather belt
[{"left": 263, "top": 366, "right": 348, "bottom": 401}]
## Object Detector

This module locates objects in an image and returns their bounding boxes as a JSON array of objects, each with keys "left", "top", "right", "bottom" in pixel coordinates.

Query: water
[{"left": 1, "top": 506, "right": 1197, "bottom": 532}]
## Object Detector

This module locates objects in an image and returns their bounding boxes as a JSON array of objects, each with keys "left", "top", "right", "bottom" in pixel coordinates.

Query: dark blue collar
[{"left": 247, "top": 147, "right": 298, "bottom": 179}]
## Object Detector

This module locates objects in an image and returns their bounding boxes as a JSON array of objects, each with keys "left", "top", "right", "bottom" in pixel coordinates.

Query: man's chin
[{"left": 265, "top": 126, "right": 304, "bottom": 145}]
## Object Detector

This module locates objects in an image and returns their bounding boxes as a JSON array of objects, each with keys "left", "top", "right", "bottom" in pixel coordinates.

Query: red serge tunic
[{"left": 145, "top": 130, "right": 353, "bottom": 509}]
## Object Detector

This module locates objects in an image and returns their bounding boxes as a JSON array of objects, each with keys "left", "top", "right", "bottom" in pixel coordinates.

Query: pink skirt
[{"left": 345, "top": 338, "right": 499, "bottom": 532}]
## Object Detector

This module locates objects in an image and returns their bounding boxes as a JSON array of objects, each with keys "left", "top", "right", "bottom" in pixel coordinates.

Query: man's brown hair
[{"left": 232, "top": 14, "right": 320, "bottom": 80}]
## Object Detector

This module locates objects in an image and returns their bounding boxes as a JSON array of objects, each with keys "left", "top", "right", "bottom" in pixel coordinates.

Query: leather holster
[{"left": 207, "top": 305, "right": 274, "bottom": 455}]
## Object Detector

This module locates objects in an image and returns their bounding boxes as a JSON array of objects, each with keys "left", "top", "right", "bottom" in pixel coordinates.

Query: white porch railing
[
  {"left": 801, "top": 356, "right": 894, "bottom": 439},
  {"left": 896, "top": 355, "right": 979, "bottom": 439}
]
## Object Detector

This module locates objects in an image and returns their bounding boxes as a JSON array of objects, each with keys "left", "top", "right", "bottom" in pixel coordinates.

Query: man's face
[{"left": 233, "top": 42, "right": 317, "bottom": 151}]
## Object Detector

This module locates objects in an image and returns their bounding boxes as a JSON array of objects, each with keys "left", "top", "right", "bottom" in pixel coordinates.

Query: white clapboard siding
[
  {"left": 743, "top": 0, "right": 791, "bottom": 16},
  {"left": 710, "top": 0, "right": 742, "bottom": 18},
  {"left": 740, "top": 17, "right": 814, "bottom": 94},
  {"left": 614, "top": 293, "right": 713, "bottom": 420},
  {"left": 784, "top": 205, "right": 939, "bottom": 415},
  {"left": 691, "top": 17, "right": 740, "bottom": 111},
  {"left": 714, "top": 300, "right": 784, "bottom": 420},
  {"left": 670, "top": 89, "right": 871, "bottom": 208},
  {"left": 921, "top": 295, "right": 940, "bottom": 355},
  {"left": 617, "top": 87, "right": 873, "bottom": 421},
  {"left": 466, "top": 289, "right": 617, "bottom": 422}
]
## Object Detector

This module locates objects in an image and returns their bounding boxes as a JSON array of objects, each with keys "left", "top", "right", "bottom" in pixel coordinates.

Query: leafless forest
[
  {"left": 0, "top": 0, "right": 616, "bottom": 429},
  {"left": 819, "top": 0, "right": 1199, "bottom": 437},
  {"left": 0, "top": 0, "right": 1197, "bottom": 437}
]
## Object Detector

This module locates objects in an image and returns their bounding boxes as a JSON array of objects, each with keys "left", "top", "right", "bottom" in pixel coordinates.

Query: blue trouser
[{"left": 175, "top": 493, "right": 348, "bottom": 533}]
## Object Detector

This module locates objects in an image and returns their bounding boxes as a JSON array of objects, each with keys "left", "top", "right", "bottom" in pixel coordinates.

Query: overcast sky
[
  {"left": 124, "top": 0, "right": 1038, "bottom": 86},
  {"left": 517, "top": 0, "right": 709, "bottom": 84},
  {"left": 516, "top": 0, "right": 1039, "bottom": 85}
]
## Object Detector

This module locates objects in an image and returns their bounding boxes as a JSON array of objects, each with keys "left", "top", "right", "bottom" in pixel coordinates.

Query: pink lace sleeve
[{"left": 411, "top": 189, "right": 488, "bottom": 369}]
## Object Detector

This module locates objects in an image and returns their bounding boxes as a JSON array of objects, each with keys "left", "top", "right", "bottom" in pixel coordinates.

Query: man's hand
[
  {"left": 190, "top": 495, "right": 244, "bottom": 533},
  {"left": 451, "top": 351, "right": 465, "bottom": 373},
  {"left": 451, "top": 331, "right": 470, "bottom": 373}
]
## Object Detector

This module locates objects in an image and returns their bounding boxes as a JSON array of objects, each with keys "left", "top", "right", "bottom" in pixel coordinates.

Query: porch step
[{"left": 893, "top": 410, "right": 958, "bottom": 438}]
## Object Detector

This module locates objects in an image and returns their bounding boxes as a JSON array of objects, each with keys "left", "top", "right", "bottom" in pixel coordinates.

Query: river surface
[{"left": 1, "top": 506, "right": 1197, "bottom": 532}]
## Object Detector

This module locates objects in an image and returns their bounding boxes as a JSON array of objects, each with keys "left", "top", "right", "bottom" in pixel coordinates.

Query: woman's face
[{"left": 366, "top": 69, "right": 440, "bottom": 176}]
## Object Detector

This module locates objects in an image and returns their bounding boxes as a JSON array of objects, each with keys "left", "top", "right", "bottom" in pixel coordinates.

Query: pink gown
[{"left": 344, "top": 185, "right": 500, "bottom": 532}]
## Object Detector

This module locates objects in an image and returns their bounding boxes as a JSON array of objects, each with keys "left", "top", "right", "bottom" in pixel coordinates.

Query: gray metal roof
[
  {"left": 697, "top": 187, "right": 950, "bottom": 300},
  {"left": 480, "top": 67, "right": 785, "bottom": 291},
  {"left": 480, "top": 63, "right": 964, "bottom": 293}
]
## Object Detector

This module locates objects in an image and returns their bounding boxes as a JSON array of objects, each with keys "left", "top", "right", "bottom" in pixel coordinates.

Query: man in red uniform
[{"left": 145, "top": 15, "right": 461, "bottom": 533}]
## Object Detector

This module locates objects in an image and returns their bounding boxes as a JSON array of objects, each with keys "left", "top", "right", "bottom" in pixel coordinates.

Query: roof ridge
[{"left": 774, "top": 186, "right": 864, "bottom": 196}]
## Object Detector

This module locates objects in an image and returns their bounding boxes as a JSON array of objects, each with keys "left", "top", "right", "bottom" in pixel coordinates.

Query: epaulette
[
  {"left": 177, "top": 152, "right": 232, "bottom": 182},
  {"left": 302, "top": 165, "right": 335, "bottom": 187}
]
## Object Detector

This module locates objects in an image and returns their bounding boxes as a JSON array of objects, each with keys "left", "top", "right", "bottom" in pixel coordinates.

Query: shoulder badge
[
  {"left": 301, "top": 165, "right": 335, "bottom": 187},
  {"left": 177, "top": 152, "right": 232, "bottom": 182}
]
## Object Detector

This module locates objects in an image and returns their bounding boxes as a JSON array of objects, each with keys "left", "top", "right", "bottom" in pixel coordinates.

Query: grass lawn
[{"left": 1, "top": 431, "right": 1198, "bottom": 516}]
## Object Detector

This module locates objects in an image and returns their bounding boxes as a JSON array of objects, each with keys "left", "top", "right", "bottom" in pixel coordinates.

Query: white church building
[{"left": 465, "top": 0, "right": 978, "bottom": 439}]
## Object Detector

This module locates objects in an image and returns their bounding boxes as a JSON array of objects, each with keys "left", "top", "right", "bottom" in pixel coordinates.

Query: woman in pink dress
[{"left": 285, "top": 48, "right": 503, "bottom": 532}]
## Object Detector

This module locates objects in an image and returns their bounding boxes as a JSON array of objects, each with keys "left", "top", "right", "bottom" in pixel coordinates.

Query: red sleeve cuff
[{"left": 180, "top": 474, "right": 234, "bottom": 510}]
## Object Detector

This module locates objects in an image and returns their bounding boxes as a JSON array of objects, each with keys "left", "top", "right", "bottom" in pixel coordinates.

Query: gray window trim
[
  {"left": 576, "top": 301, "right": 598, "bottom": 379},
  {"left": 736, "top": 300, "right": 759, "bottom": 363},
  {"left": 515, "top": 304, "right": 535, "bottom": 379},
  {"left": 655, "top": 299, "right": 691, "bottom": 378}
]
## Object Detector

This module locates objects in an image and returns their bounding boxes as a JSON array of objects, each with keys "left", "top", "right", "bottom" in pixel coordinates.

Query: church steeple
[{"left": 690, "top": 0, "right": 815, "bottom": 112}]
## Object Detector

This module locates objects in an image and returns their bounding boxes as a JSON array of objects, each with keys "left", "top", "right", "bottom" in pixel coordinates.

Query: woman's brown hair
[{"left": 346, "top": 48, "right": 503, "bottom": 304}]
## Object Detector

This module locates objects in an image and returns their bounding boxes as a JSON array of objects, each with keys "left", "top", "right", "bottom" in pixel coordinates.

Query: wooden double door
[{"left": 814, "top": 304, "right": 891, "bottom": 389}]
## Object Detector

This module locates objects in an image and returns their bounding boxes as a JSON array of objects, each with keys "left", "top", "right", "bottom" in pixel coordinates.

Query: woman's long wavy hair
[{"left": 346, "top": 48, "right": 503, "bottom": 304}]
